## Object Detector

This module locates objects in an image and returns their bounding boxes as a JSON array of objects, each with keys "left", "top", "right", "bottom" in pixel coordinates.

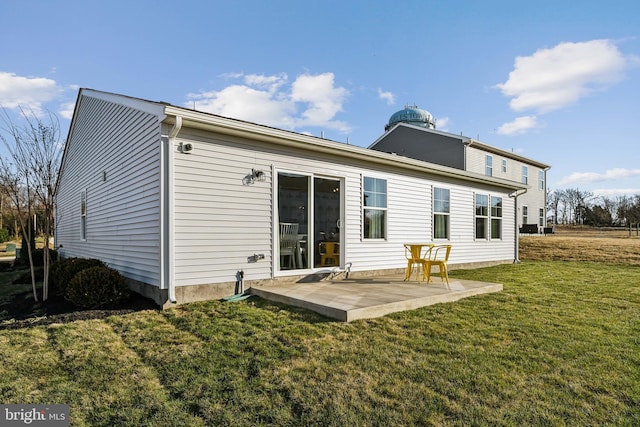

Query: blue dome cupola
[{"left": 385, "top": 104, "right": 436, "bottom": 131}]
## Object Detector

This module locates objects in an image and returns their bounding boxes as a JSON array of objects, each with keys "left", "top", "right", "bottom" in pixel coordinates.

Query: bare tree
[
  {"left": 617, "top": 195, "right": 640, "bottom": 226},
  {"left": 547, "top": 188, "right": 562, "bottom": 224},
  {"left": 0, "top": 108, "right": 63, "bottom": 302}
]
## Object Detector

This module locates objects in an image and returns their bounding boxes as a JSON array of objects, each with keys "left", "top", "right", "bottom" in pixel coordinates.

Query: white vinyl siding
[
  {"left": 57, "top": 91, "right": 521, "bottom": 295},
  {"left": 171, "top": 130, "right": 274, "bottom": 285},
  {"left": 465, "top": 147, "right": 486, "bottom": 175},
  {"left": 171, "top": 129, "right": 518, "bottom": 285},
  {"left": 55, "top": 93, "right": 164, "bottom": 286}
]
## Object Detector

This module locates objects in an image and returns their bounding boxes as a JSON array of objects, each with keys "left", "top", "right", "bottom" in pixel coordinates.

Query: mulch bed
[{"left": 1, "top": 290, "right": 159, "bottom": 330}]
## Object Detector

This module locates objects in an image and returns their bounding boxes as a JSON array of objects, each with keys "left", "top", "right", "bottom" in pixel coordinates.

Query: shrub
[
  {"left": 49, "top": 257, "right": 106, "bottom": 297},
  {"left": 65, "top": 266, "right": 131, "bottom": 308},
  {"left": 14, "top": 247, "right": 58, "bottom": 268},
  {"left": 12, "top": 267, "right": 45, "bottom": 284},
  {"left": 0, "top": 229, "right": 10, "bottom": 243}
]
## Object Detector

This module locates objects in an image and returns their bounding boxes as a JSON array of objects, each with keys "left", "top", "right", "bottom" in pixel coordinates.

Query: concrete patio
[{"left": 250, "top": 274, "right": 503, "bottom": 322}]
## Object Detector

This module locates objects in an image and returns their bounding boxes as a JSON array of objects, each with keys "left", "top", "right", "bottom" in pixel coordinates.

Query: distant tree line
[{"left": 547, "top": 188, "right": 640, "bottom": 227}]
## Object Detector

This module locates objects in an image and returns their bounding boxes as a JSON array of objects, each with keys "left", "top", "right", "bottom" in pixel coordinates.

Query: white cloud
[
  {"left": 557, "top": 168, "right": 640, "bottom": 186},
  {"left": 496, "top": 40, "right": 633, "bottom": 114},
  {"left": 496, "top": 115, "right": 538, "bottom": 135},
  {"left": 243, "top": 73, "right": 288, "bottom": 91},
  {"left": 377, "top": 88, "right": 395, "bottom": 105},
  {"left": 592, "top": 188, "right": 640, "bottom": 198},
  {"left": 188, "top": 84, "right": 296, "bottom": 129},
  {"left": 187, "top": 72, "right": 351, "bottom": 133},
  {"left": 0, "top": 71, "right": 62, "bottom": 115},
  {"left": 291, "top": 73, "right": 350, "bottom": 131},
  {"left": 59, "top": 101, "right": 76, "bottom": 120},
  {"left": 435, "top": 116, "right": 449, "bottom": 130}
]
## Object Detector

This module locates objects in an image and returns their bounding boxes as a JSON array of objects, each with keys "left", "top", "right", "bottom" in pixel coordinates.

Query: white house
[
  {"left": 55, "top": 89, "right": 527, "bottom": 307},
  {"left": 370, "top": 105, "right": 551, "bottom": 233}
]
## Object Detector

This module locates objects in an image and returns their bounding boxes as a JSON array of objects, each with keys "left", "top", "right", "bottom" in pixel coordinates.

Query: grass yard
[{"left": 1, "top": 236, "right": 639, "bottom": 425}]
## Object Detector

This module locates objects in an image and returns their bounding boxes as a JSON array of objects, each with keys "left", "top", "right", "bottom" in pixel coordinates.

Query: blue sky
[{"left": 2, "top": 0, "right": 639, "bottom": 198}]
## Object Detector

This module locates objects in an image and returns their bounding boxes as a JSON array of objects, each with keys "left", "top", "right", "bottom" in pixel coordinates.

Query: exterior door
[
  {"left": 313, "top": 177, "right": 341, "bottom": 268},
  {"left": 277, "top": 172, "right": 342, "bottom": 271}
]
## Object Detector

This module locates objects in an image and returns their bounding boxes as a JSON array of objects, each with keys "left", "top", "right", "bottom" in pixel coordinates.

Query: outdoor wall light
[
  {"left": 242, "top": 169, "right": 267, "bottom": 185},
  {"left": 243, "top": 168, "right": 266, "bottom": 185},
  {"left": 251, "top": 169, "right": 265, "bottom": 181},
  {"left": 178, "top": 142, "right": 193, "bottom": 153}
]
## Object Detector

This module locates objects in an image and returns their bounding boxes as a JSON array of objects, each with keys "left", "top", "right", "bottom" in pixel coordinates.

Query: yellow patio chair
[
  {"left": 403, "top": 243, "right": 433, "bottom": 281},
  {"left": 425, "top": 244, "right": 452, "bottom": 285},
  {"left": 319, "top": 241, "right": 340, "bottom": 266}
]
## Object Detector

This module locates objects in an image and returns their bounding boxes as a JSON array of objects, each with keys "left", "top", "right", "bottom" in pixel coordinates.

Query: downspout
[
  {"left": 164, "top": 115, "right": 182, "bottom": 304},
  {"left": 543, "top": 166, "right": 550, "bottom": 224},
  {"left": 509, "top": 188, "right": 527, "bottom": 263}
]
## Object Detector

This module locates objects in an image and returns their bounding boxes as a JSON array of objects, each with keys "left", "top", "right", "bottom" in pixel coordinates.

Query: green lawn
[{"left": 1, "top": 261, "right": 639, "bottom": 426}]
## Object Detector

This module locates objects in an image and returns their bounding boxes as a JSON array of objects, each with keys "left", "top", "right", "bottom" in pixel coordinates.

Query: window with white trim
[
  {"left": 485, "top": 155, "right": 493, "bottom": 176},
  {"left": 502, "top": 159, "right": 507, "bottom": 173},
  {"left": 363, "top": 176, "right": 387, "bottom": 239},
  {"left": 539, "top": 208, "right": 545, "bottom": 226},
  {"left": 538, "top": 170, "right": 545, "bottom": 190},
  {"left": 522, "top": 166, "right": 529, "bottom": 185},
  {"left": 522, "top": 205, "right": 528, "bottom": 225},
  {"left": 80, "top": 190, "right": 87, "bottom": 241},
  {"left": 475, "top": 194, "right": 489, "bottom": 239},
  {"left": 433, "top": 187, "right": 450, "bottom": 239},
  {"left": 476, "top": 194, "right": 502, "bottom": 240},
  {"left": 491, "top": 196, "right": 502, "bottom": 239}
]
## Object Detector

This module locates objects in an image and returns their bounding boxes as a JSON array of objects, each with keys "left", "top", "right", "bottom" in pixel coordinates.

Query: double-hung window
[
  {"left": 491, "top": 197, "right": 502, "bottom": 239},
  {"left": 522, "top": 205, "right": 528, "bottom": 225},
  {"left": 538, "top": 170, "right": 545, "bottom": 190},
  {"left": 476, "top": 194, "right": 502, "bottom": 240},
  {"left": 522, "top": 166, "right": 529, "bottom": 185},
  {"left": 475, "top": 194, "right": 489, "bottom": 239},
  {"left": 80, "top": 190, "right": 87, "bottom": 241},
  {"left": 433, "top": 187, "right": 450, "bottom": 239},
  {"left": 485, "top": 155, "right": 493, "bottom": 177},
  {"left": 363, "top": 176, "right": 387, "bottom": 239},
  {"left": 502, "top": 159, "right": 507, "bottom": 174},
  {"left": 539, "top": 208, "right": 545, "bottom": 226}
]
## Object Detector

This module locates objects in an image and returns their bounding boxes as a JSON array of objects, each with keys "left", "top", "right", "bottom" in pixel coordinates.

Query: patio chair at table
[
  {"left": 280, "top": 222, "right": 299, "bottom": 269},
  {"left": 403, "top": 243, "right": 434, "bottom": 281},
  {"left": 319, "top": 241, "right": 340, "bottom": 266},
  {"left": 424, "top": 244, "right": 452, "bottom": 285}
]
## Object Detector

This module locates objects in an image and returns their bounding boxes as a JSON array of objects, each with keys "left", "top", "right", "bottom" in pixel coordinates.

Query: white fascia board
[
  {"left": 164, "top": 106, "right": 525, "bottom": 192},
  {"left": 466, "top": 139, "right": 551, "bottom": 170},
  {"left": 80, "top": 88, "right": 167, "bottom": 119}
]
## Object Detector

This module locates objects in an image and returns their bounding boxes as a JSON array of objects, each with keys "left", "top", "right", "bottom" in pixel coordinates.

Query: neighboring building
[
  {"left": 56, "top": 89, "right": 527, "bottom": 307},
  {"left": 370, "top": 105, "right": 551, "bottom": 232}
]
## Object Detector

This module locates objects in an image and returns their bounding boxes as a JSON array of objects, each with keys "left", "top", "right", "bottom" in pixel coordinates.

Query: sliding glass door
[{"left": 277, "top": 172, "right": 342, "bottom": 271}]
